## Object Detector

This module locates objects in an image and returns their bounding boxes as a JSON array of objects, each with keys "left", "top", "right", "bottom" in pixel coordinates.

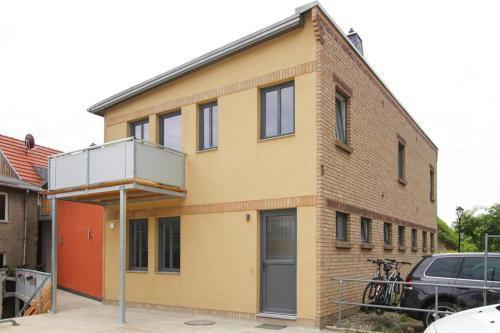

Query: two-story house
[{"left": 46, "top": 2, "right": 437, "bottom": 328}]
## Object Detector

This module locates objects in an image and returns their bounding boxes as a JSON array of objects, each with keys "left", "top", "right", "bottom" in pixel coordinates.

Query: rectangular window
[
  {"left": 129, "top": 219, "right": 148, "bottom": 271},
  {"left": 0, "top": 192, "right": 7, "bottom": 222},
  {"left": 0, "top": 253, "right": 5, "bottom": 267},
  {"left": 131, "top": 120, "right": 150, "bottom": 141},
  {"left": 360, "top": 217, "right": 371, "bottom": 243},
  {"left": 411, "top": 228, "right": 417, "bottom": 248},
  {"left": 422, "top": 231, "right": 428, "bottom": 249},
  {"left": 160, "top": 111, "right": 182, "bottom": 151},
  {"left": 261, "top": 82, "right": 294, "bottom": 139},
  {"left": 430, "top": 167, "right": 436, "bottom": 201},
  {"left": 430, "top": 232, "right": 435, "bottom": 250},
  {"left": 459, "top": 257, "right": 500, "bottom": 281},
  {"left": 158, "top": 217, "right": 181, "bottom": 272},
  {"left": 383, "top": 223, "right": 392, "bottom": 245},
  {"left": 199, "top": 102, "right": 218, "bottom": 150},
  {"left": 335, "top": 92, "right": 347, "bottom": 144},
  {"left": 336, "top": 212, "right": 348, "bottom": 241},
  {"left": 398, "top": 141, "right": 406, "bottom": 180},
  {"left": 398, "top": 225, "right": 405, "bottom": 247}
]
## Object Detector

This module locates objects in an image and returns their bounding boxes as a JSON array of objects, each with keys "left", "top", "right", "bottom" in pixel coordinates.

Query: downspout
[{"left": 22, "top": 189, "right": 29, "bottom": 266}]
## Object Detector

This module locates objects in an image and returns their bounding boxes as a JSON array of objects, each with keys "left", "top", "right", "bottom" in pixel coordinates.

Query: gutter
[{"left": 22, "top": 189, "right": 29, "bottom": 266}]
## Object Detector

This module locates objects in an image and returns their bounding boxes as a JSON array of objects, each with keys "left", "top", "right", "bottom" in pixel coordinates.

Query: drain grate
[
  {"left": 255, "top": 323, "right": 287, "bottom": 330},
  {"left": 184, "top": 319, "right": 216, "bottom": 326}
]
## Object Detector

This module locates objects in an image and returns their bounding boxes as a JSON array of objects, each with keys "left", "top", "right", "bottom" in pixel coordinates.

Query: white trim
[{"left": 0, "top": 191, "right": 8, "bottom": 223}]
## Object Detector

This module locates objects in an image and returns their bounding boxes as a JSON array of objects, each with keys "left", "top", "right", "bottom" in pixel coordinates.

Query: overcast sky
[{"left": 1, "top": 0, "right": 499, "bottom": 224}]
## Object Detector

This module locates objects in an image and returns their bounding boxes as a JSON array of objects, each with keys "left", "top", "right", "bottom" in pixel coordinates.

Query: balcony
[{"left": 46, "top": 137, "right": 186, "bottom": 205}]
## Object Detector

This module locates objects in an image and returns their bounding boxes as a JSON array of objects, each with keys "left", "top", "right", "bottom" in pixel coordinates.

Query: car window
[
  {"left": 425, "top": 257, "right": 462, "bottom": 278},
  {"left": 459, "top": 257, "right": 500, "bottom": 281}
]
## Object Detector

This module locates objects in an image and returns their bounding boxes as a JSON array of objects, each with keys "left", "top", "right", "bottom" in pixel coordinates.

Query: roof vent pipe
[{"left": 347, "top": 28, "right": 363, "bottom": 55}]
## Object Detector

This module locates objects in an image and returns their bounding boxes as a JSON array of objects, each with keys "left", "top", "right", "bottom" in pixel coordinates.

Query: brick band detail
[
  {"left": 105, "top": 61, "right": 317, "bottom": 126},
  {"left": 105, "top": 195, "right": 316, "bottom": 220}
]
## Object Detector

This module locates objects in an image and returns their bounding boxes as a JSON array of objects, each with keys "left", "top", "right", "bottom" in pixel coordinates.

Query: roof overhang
[{"left": 0, "top": 175, "right": 42, "bottom": 192}]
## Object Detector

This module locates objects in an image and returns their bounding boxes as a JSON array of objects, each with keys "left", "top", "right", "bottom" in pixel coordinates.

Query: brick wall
[
  {"left": 312, "top": 8, "right": 438, "bottom": 326},
  {"left": 0, "top": 186, "right": 39, "bottom": 268}
]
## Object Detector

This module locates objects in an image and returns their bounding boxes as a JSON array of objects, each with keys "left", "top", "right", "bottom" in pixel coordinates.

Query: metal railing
[
  {"left": 15, "top": 269, "right": 52, "bottom": 316},
  {"left": 332, "top": 277, "right": 500, "bottom": 328}
]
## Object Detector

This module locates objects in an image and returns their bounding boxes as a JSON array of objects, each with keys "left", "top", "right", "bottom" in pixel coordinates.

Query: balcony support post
[
  {"left": 50, "top": 198, "right": 58, "bottom": 313},
  {"left": 119, "top": 188, "right": 127, "bottom": 324}
]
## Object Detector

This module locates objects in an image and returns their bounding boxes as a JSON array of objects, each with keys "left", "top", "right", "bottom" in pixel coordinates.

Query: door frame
[{"left": 260, "top": 208, "right": 297, "bottom": 314}]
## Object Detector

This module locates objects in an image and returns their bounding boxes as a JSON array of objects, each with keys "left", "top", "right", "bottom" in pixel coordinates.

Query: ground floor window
[
  {"left": 0, "top": 192, "right": 7, "bottom": 222},
  {"left": 336, "top": 212, "right": 348, "bottom": 241},
  {"left": 360, "top": 217, "right": 371, "bottom": 243},
  {"left": 398, "top": 225, "right": 405, "bottom": 246},
  {"left": 0, "top": 253, "right": 5, "bottom": 267},
  {"left": 383, "top": 223, "right": 392, "bottom": 245},
  {"left": 129, "top": 219, "right": 148, "bottom": 271},
  {"left": 158, "top": 217, "right": 180, "bottom": 272}
]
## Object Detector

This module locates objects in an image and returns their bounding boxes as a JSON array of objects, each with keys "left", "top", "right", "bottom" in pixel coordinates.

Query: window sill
[
  {"left": 155, "top": 271, "right": 180, "bottom": 275},
  {"left": 398, "top": 245, "right": 406, "bottom": 251},
  {"left": 335, "top": 140, "right": 353, "bottom": 154},
  {"left": 197, "top": 147, "right": 218, "bottom": 154},
  {"left": 422, "top": 247, "right": 428, "bottom": 252},
  {"left": 398, "top": 177, "right": 407, "bottom": 186},
  {"left": 383, "top": 244, "right": 394, "bottom": 251},
  {"left": 258, "top": 133, "right": 294, "bottom": 143},
  {"left": 0, "top": 221, "right": 8, "bottom": 224},
  {"left": 430, "top": 247, "right": 435, "bottom": 252},
  {"left": 126, "top": 270, "right": 148, "bottom": 274},
  {"left": 335, "top": 240, "right": 352, "bottom": 249},
  {"left": 360, "top": 243, "right": 373, "bottom": 250},
  {"left": 411, "top": 246, "right": 418, "bottom": 252}
]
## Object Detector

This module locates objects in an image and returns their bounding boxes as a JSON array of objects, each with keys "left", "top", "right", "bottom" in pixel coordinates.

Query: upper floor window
[
  {"left": 360, "top": 217, "right": 371, "bottom": 243},
  {"left": 158, "top": 217, "right": 181, "bottom": 272},
  {"left": 131, "top": 120, "right": 150, "bottom": 141},
  {"left": 335, "top": 92, "right": 347, "bottom": 144},
  {"left": 336, "top": 212, "right": 348, "bottom": 241},
  {"left": 129, "top": 219, "right": 148, "bottom": 271},
  {"left": 261, "top": 81, "right": 294, "bottom": 139},
  {"left": 422, "top": 231, "right": 428, "bottom": 250},
  {"left": 430, "top": 166, "right": 436, "bottom": 201},
  {"left": 383, "top": 223, "right": 392, "bottom": 245},
  {"left": 398, "top": 140, "right": 406, "bottom": 181},
  {"left": 199, "top": 102, "right": 218, "bottom": 150},
  {"left": 160, "top": 111, "right": 182, "bottom": 151},
  {"left": 0, "top": 192, "right": 7, "bottom": 222}
]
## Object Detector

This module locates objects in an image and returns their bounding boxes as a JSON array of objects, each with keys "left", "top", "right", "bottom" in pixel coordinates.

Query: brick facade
[{"left": 312, "top": 8, "right": 437, "bottom": 326}]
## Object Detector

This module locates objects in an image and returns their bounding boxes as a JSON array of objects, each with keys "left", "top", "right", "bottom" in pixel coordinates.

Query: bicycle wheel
[
  {"left": 390, "top": 276, "right": 404, "bottom": 306},
  {"left": 374, "top": 282, "right": 387, "bottom": 315},
  {"left": 362, "top": 278, "right": 383, "bottom": 313}
]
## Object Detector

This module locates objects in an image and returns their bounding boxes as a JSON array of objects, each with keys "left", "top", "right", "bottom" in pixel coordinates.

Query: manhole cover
[
  {"left": 184, "top": 319, "right": 216, "bottom": 326},
  {"left": 255, "top": 323, "right": 287, "bottom": 330}
]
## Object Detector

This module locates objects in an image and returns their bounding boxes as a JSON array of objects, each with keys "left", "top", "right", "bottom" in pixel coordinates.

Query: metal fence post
[
  {"left": 484, "top": 234, "right": 489, "bottom": 306},
  {"left": 434, "top": 285, "right": 439, "bottom": 320},
  {"left": 337, "top": 279, "right": 343, "bottom": 328}
]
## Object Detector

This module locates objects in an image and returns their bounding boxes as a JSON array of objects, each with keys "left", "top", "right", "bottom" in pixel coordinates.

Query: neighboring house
[
  {"left": 47, "top": 2, "right": 438, "bottom": 328},
  {"left": 0, "top": 134, "right": 103, "bottom": 300}
]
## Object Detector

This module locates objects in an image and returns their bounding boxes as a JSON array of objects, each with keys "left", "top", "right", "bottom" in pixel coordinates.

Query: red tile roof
[{"left": 0, "top": 134, "right": 61, "bottom": 186}]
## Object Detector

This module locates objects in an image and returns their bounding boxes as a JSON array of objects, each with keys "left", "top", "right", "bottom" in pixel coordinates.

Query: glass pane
[
  {"left": 0, "top": 194, "right": 5, "bottom": 220},
  {"left": 172, "top": 220, "right": 180, "bottom": 269},
  {"left": 202, "top": 107, "right": 210, "bottom": 149},
  {"left": 140, "top": 222, "right": 148, "bottom": 268},
  {"left": 142, "top": 122, "right": 150, "bottom": 141},
  {"left": 384, "top": 224, "right": 391, "bottom": 244},
  {"left": 336, "top": 213, "right": 347, "bottom": 241},
  {"left": 266, "top": 215, "right": 293, "bottom": 259},
  {"left": 211, "top": 105, "right": 218, "bottom": 148},
  {"left": 162, "top": 114, "right": 181, "bottom": 151},
  {"left": 361, "top": 219, "right": 369, "bottom": 243},
  {"left": 280, "top": 85, "right": 294, "bottom": 135},
  {"left": 459, "top": 257, "right": 500, "bottom": 281},
  {"left": 264, "top": 90, "right": 278, "bottom": 138},
  {"left": 426, "top": 257, "right": 461, "bottom": 278},
  {"left": 398, "top": 226, "right": 405, "bottom": 246},
  {"left": 133, "top": 124, "right": 142, "bottom": 140},
  {"left": 335, "top": 97, "right": 346, "bottom": 143}
]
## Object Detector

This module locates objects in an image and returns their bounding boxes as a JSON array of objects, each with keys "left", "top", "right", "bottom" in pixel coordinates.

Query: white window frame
[{"left": 0, "top": 192, "right": 8, "bottom": 223}]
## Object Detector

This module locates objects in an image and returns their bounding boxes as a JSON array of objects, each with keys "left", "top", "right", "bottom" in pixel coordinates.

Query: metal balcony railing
[{"left": 48, "top": 137, "right": 185, "bottom": 192}]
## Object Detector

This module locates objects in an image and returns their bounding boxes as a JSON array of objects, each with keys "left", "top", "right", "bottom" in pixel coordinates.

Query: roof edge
[
  {"left": 87, "top": 10, "right": 305, "bottom": 116},
  {"left": 0, "top": 175, "right": 43, "bottom": 192}
]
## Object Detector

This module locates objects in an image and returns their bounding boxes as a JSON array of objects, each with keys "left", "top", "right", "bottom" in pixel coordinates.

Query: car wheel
[{"left": 423, "top": 301, "right": 458, "bottom": 327}]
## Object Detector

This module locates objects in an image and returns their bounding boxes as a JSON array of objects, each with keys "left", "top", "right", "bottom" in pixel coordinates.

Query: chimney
[{"left": 347, "top": 28, "right": 363, "bottom": 56}]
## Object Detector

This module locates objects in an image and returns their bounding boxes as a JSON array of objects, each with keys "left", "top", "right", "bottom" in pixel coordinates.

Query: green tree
[{"left": 437, "top": 217, "right": 457, "bottom": 250}]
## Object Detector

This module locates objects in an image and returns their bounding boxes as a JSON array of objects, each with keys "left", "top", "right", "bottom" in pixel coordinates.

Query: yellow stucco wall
[{"left": 102, "top": 13, "right": 318, "bottom": 321}]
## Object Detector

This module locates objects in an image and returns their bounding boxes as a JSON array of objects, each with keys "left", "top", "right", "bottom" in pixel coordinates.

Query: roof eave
[{"left": 87, "top": 11, "right": 305, "bottom": 116}]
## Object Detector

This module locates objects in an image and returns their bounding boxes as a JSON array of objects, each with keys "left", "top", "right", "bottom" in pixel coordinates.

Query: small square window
[
  {"left": 336, "top": 212, "right": 348, "bottom": 241},
  {"left": 360, "top": 217, "right": 371, "bottom": 243},
  {"left": 261, "top": 82, "right": 294, "bottom": 139},
  {"left": 199, "top": 102, "right": 218, "bottom": 150},
  {"left": 335, "top": 93, "right": 348, "bottom": 144},
  {"left": 383, "top": 223, "right": 392, "bottom": 245},
  {"left": 398, "top": 225, "right": 405, "bottom": 246},
  {"left": 131, "top": 120, "right": 150, "bottom": 141}
]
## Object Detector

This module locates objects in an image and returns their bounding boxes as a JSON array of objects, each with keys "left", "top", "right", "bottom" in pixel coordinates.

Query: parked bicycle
[{"left": 361, "top": 258, "right": 411, "bottom": 314}]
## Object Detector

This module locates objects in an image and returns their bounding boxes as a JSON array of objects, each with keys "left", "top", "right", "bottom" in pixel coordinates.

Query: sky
[{"left": 1, "top": 0, "right": 499, "bottom": 224}]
